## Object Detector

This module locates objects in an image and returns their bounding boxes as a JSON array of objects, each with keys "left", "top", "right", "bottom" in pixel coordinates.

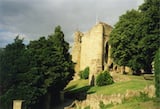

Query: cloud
[
  {"left": 0, "top": 31, "right": 15, "bottom": 47},
  {"left": 0, "top": 29, "right": 31, "bottom": 47},
  {"left": 0, "top": 0, "right": 144, "bottom": 47}
]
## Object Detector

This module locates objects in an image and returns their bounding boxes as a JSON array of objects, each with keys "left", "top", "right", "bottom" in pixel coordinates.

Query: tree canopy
[
  {"left": 109, "top": 0, "right": 160, "bottom": 74},
  {"left": 0, "top": 36, "right": 32, "bottom": 108},
  {"left": 109, "top": 10, "right": 142, "bottom": 71},
  {"left": 0, "top": 26, "right": 74, "bottom": 109},
  {"left": 138, "top": 0, "right": 160, "bottom": 73}
]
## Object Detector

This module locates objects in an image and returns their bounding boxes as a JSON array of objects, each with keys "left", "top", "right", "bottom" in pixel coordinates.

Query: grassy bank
[
  {"left": 107, "top": 98, "right": 159, "bottom": 109},
  {"left": 65, "top": 75, "right": 154, "bottom": 95},
  {"left": 64, "top": 74, "right": 157, "bottom": 109}
]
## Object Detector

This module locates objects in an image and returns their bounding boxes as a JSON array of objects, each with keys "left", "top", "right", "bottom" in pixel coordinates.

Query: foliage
[
  {"left": 110, "top": 94, "right": 157, "bottom": 109},
  {"left": 139, "top": 92, "right": 151, "bottom": 102},
  {"left": 0, "top": 36, "right": 34, "bottom": 108},
  {"left": 79, "top": 67, "right": 89, "bottom": 79},
  {"left": 138, "top": 0, "right": 160, "bottom": 73},
  {"left": 0, "top": 26, "right": 75, "bottom": 109},
  {"left": 109, "top": 9, "right": 142, "bottom": 73},
  {"left": 123, "top": 92, "right": 152, "bottom": 105},
  {"left": 109, "top": 0, "right": 160, "bottom": 74},
  {"left": 99, "top": 101, "right": 107, "bottom": 109},
  {"left": 96, "top": 71, "right": 114, "bottom": 86},
  {"left": 84, "top": 105, "right": 90, "bottom": 109},
  {"left": 99, "top": 101, "right": 113, "bottom": 109},
  {"left": 65, "top": 75, "right": 153, "bottom": 103},
  {"left": 27, "top": 25, "right": 74, "bottom": 108},
  {"left": 154, "top": 48, "right": 160, "bottom": 99}
]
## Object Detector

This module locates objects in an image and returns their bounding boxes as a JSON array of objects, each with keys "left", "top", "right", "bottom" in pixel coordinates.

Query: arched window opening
[{"left": 105, "top": 42, "right": 109, "bottom": 63}]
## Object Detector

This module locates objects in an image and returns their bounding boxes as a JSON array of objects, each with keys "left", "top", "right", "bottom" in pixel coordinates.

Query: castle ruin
[{"left": 71, "top": 22, "right": 131, "bottom": 85}]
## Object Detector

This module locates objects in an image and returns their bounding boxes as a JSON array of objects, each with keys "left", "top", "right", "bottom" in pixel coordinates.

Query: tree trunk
[
  {"left": 44, "top": 92, "right": 51, "bottom": 109},
  {"left": 144, "top": 64, "right": 152, "bottom": 74}
]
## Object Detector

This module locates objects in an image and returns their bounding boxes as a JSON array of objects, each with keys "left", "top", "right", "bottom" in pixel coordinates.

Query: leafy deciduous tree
[
  {"left": 138, "top": 0, "right": 160, "bottom": 73},
  {"left": 109, "top": 0, "right": 160, "bottom": 74},
  {"left": 109, "top": 10, "right": 142, "bottom": 73}
]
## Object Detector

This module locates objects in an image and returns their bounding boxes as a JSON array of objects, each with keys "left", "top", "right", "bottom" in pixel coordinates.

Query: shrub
[
  {"left": 96, "top": 71, "right": 114, "bottom": 86},
  {"left": 154, "top": 48, "right": 160, "bottom": 100},
  {"left": 79, "top": 67, "right": 89, "bottom": 79},
  {"left": 99, "top": 101, "right": 113, "bottom": 109},
  {"left": 84, "top": 105, "right": 90, "bottom": 109},
  {"left": 99, "top": 101, "right": 107, "bottom": 109},
  {"left": 79, "top": 70, "right": 83, "bottom": 78}
]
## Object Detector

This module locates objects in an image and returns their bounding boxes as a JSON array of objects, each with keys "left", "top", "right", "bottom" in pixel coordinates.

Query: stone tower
[
  {"left": 72, "top": 22, "right": 113, "bottom": 85},
  {"left": 71, "top": 31, "right": 83, "bottom": 80}
]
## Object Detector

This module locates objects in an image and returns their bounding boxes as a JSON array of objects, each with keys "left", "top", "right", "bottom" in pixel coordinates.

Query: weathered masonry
[
  {"left": 72, "top": 22, "right": 114, "bottom": 85},
  {"left": 72, "top": 22, "right": 132, "bottom": 85}
]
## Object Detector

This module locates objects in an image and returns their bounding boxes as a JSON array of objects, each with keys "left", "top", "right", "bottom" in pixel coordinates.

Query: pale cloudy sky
[{"left": 0, "top": 0, "right": 144, "bottom": 47}]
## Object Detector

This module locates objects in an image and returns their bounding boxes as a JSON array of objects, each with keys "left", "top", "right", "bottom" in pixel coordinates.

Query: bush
[
  {"left": 84, "top": 105, "right": 90, "bottom": 109},
  {"left": 96, "top": 71, "right": 114, "bottom": 86},
  {"left": 99, "top": 101, "right": 113, "bottom": 109},
  {"left": 154, "top": 48, "right": 160, "bottom": 99},
  {"left": 79, "top": 67, "right": 89, "bottom": 79},
  {"left": 99, "top": 101, "right": 107, "bottom": 109}
]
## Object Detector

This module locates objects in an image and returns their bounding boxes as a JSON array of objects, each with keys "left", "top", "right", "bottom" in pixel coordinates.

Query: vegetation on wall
[{"left": 79, "top": 67, "right": 90, "bottom": 79}]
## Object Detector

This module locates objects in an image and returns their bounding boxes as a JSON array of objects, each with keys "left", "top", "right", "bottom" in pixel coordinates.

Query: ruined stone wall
[
  {"left": 80, "top": 23, "right": 104, "bottom": 85},
  {"left": 102, "top": 23, "right": 113, "bottom": 70},
  {"left": 65, "top": 85, "right": 155, "bottom": 109},
  {"left": 71, "top": 31, "right": 83, "bottom": 80},
  {"left": 71, "top": 22, "right": 113, "bottom": 84},
  {"left": 71, "top": 22, "right": 133, "bottom": 84}
]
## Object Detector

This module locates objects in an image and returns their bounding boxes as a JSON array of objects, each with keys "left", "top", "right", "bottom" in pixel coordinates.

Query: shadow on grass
[
  {"left": 87, "top": 90, "right": 96, "bottom": 94},
  {"left": 54, "top": 80, "right": 99, "bottom": 109},
  {"left": 65, "top": 85, "right": 92, "bottom": 100},
  {"left": 64, "top": 84, "right": 78, "bottom": 92},
  {"left": 54, "top": 85, "right": 93, "bottom": 109}
]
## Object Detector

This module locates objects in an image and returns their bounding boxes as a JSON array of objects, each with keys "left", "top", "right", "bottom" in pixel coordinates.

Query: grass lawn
[
  {"left": 64, "top": 74, "right": 157, "bottom": 109},
  {"left": 64, "top": 75, "right": 154, "bottom": 95},
  {"left": 107, "top": 98, "right": 160, "bottom": 109}
]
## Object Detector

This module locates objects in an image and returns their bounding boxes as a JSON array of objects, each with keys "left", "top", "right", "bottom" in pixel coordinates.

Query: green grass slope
[
  {"left": 65, "top": 75, "right": 153, "bottom": 95},
  {"left": 64, "top": 74, "right": 157, "bottom": 109}
]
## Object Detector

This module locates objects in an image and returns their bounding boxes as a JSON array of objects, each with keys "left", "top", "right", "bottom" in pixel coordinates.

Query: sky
[{"left": 0, "top": 0, "right": 144, "bottom": 48}]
